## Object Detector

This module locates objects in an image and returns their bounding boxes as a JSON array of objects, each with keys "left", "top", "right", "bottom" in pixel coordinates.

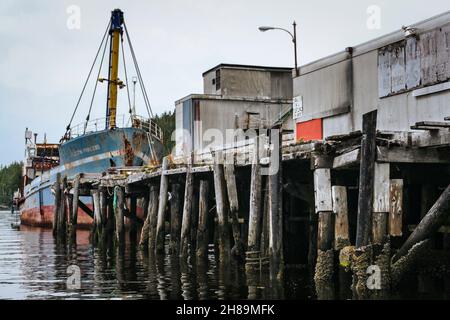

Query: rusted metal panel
[
  {"left": 390, "top": 43, "right": 406, "bottom": 93},
  {"left": 436, "top": 24, "right": 450, "bottom": 82},
  {"left": 420, "top": 30, "right": 438, "bottom": 86},
  {"left": 405, "top": 37, "right": 421, "bottom": 89},
  {"left": 378, "top": 48, "right": 391, "bottom": 97}
]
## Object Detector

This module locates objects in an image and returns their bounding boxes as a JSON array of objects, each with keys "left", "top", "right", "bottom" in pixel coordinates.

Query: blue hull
[{"left": 21, "top": 127, "right": 163, "bottom": 227}]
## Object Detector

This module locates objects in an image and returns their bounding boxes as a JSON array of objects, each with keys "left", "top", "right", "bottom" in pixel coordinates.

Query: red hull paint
[
  {"left": 21, "top": 205, "right": 93, "bottom": 229},
  {"left": 21, "top": 205, "right": 146, "bottom": 229}
]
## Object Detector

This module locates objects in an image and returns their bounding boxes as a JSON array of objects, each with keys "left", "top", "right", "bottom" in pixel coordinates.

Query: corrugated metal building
[
  {"left": 175, "top": 64, "right": 294, "bottom": 156},
  {"left": 294, "top": 11, "right": 450, "bottom": 141}
]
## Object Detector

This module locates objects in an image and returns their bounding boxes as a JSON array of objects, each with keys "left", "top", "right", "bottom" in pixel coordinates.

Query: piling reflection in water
[{"left": 1, "top": 212, "right": 449, "bottom": 299}]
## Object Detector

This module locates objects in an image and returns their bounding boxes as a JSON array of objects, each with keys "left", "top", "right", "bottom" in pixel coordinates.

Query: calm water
[{"left": 0, "top": 211, "right": 312, "bottom": 300}]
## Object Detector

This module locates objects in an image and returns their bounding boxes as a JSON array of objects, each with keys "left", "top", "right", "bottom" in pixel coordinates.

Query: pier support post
[
  {"left": 213, "top": 151, "right": 231, "bottom": 261},
  {"left": 371, "top": 163, "right": 391, "bottom": 293},
  {"left": 353, "top": 110, "right": 377, "bottom": 298},
  {"left": 196, "top": 179, "right": 210, "bottom": 259},
  {"left": 180, "top": 159, "right": 194, "bottom": 258},
  {"left": 58, "top": 176, "right": 68, "bottom": 238},
  {"left": 169, "top": 183, "right": 182, "bottom": 255},
  {"left": 91, "top": 189, "right": 102, "bottom": 241},
  {"left": 52, "top": 173, "right": 62, "bottom": 237},
  {"left": 147, "top": 185, "right": 159, "bottom": 253},
  {"left": 313, "top": 165, "right": 334, "bottom": 293},
  {"left": 156, "top": 157, "right": 170, "bottom": 254},
  {"left": 355, "top": 110, "right": 377, "bottom": 248},
  {"left": 139, "top": 194, "right": 150, "bottom": 247},
  {"left": 389, "top": 179, "right": 403, "bottom": 237},
  {"left": 69, "top": 174, "right": 80, "bottom": 239},
  {"left": 247, "top": 137, "right": 262, "bottom": 269},
  {"left": 332, "top": 186, "right": 350, "bottom": 251},
  {"left": 114, "top": 186, "right": 125, "bottom": 244},
  {"left": 268, "top": 130, "right": 283, "bottom": 279},
  {"left": 129, "top": 194, "right": 138, "bottom": 245},
  {"left": 224, "top": 163, "right": 244, "bottom": 258}
]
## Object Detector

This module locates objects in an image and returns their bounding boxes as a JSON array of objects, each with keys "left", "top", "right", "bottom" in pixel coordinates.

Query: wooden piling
[
  {"left": 355, "top": 110, "right": 377, "bottom": 248},
  {"left": 332, "top": 186, "right": 350, "bottom": 250},
  {"left": 389, "top": 179, "right": 403, "bottom": 237},
  {"left": 268, "top": 130, "right": 283, "bottom": 278},
  {"left": 196, "top": 179, "right": 210, "bottom": 259},
  {"left": 224, "top": 163, "right": 243, "bottom": 257},
  {"left": 147, "top": 185, "right": 159, "bottom": 252},
  {"left": 180, "top": 161, "right": 194, "bottom": 258},
  {"left": 58, "top": 176, "right": 68, "bottom": 237},
  {"left": 169, "top": 183, "right": 182, "bottom": 254},
  {"left": 247, "top": 137, "right": 262, "bottom": 254},
  {"left": 129, "top": 195, "right": 138, "bottom": 244},
  {"left": 114, "top": 186, "right": 125, "bottom": 243},
  {"left": 372, "top": 163, "right": 390, "bottom": 245},
  {"left": 155, "top": 157, "right": 170, "bottom": 254},
  {"left": 139, "top": 194, "right": 150, "bottom": 247},
  {"left": 52, "top": 173, "right": 62, "bottom": 237},
  {"left": 313, "top": 166, "right": 334, "bottom": 288},
  {"left": 91, "top": 189, "right": 102, "bottom": 229},
  {"left": 213, "top": 151, "right": 231, "bottom": 260},
  {"left": 72, "top": 174, "right": 80, "bottom": 228}
]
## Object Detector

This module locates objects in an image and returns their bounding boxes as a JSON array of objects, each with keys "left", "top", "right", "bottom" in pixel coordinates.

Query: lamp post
[{"left": 259, "top": 21, "right": 299, "bottom": 77}]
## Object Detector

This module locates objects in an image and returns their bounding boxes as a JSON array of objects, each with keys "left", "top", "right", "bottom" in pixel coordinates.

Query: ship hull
[{"left": 20, "top": 127, "right": 163, "bottom": 228}]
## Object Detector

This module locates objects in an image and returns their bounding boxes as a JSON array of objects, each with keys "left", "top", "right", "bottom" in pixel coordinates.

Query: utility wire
[
  {"left": 120, "top": 34, "right": 133, "bottom": 116},
  {"left": 84, "top": 28, "right": 110, "bottom": 134},
  {"left": 66, "top": 21, "right": 111, "bottom": 134},
  {"left": 123, "top": 22, "right": 154, "bottom": 119}
]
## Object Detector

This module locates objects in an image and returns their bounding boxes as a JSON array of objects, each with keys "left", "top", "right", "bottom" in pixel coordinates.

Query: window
[{"left": 215, "top": 69, "right": 221, "bottom": 90}]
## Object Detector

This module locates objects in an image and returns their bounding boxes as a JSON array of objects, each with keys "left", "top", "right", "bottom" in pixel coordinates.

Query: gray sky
[{"left": 1, "top": 0, "right": 449, "bottom": 165}]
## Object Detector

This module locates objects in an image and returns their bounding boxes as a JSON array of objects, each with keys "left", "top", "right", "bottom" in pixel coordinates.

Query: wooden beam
[
  {"left": 392, "top": 185, "right": 450, "bottom": 263},
  {"left": 415, "top": 121, "right": 450, "bottom": 128},
  {"left": 77, "top": 199, "right": 94, "bottom": 219},
  {"left": 377, "top": 146, "right": 450, "bottom": 164},
  {"left": 333, "top": 148, "right": 360, "bottom": 169},
  {"left": 356, "top": 110, "right": 377, "bottom": 248},
  {"left": 412, "top": 130, "right": 450, "bottom": 147}
]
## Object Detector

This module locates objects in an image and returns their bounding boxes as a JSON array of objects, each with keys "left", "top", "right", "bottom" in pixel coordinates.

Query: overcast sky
[{"left": 0, "top": 0, "right": 449, "bottom": 165}]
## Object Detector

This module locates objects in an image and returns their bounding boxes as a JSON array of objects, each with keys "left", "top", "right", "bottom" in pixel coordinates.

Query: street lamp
[{"left": 258, "top": 21, "right": 299, "bottom": 77}]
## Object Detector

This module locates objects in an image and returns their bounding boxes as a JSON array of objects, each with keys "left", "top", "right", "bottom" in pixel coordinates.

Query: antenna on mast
[{"left": 132, "top": 76, "right": 137, "bottom": 117}]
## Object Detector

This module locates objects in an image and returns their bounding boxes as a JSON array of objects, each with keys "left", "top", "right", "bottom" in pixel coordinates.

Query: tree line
[{"left": 0, "top": 162, "right": 22, "bottom": 207}]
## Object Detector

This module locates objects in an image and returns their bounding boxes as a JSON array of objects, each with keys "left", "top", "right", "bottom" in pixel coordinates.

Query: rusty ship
[{"left": 17, "top": 9, "right": 164, "bottom": 228}]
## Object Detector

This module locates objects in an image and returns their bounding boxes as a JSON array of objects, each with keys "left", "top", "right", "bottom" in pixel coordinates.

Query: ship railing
[
  {"left": 67, "top": 114, "right": 163, "bottom": 141},
  {"left": 129, "top": 115, "right": 163, "bottom": 141}
]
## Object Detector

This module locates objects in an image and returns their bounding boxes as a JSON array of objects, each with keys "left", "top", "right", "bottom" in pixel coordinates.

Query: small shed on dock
[{"left": 174, "top": 64, "right": 294, "bottom": 157}]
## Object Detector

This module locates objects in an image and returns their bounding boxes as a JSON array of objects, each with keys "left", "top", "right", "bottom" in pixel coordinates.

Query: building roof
[
  {"left": 297, "top": 11, "right": 450, "bottom": 76},
  {"left": 202, "top": 63, "right": 293, "bottom": 76}
]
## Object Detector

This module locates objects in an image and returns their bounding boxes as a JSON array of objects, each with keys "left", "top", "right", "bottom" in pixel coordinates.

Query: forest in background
[
  {"left": 0, "top": 162, "right": 22, "bottom": 207},
  {"left": 153, "top": 109, "right": 175, "bottom": 155}
]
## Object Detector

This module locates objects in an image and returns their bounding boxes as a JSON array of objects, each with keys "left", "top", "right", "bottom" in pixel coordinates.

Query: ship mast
[{"left": 105, "top": 9, "right": 124, "bottom": 130}]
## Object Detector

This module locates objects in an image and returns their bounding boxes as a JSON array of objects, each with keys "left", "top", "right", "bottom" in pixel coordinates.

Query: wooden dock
[{"left": 51, "top": 111, "right": 450, "bottom": 298}]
